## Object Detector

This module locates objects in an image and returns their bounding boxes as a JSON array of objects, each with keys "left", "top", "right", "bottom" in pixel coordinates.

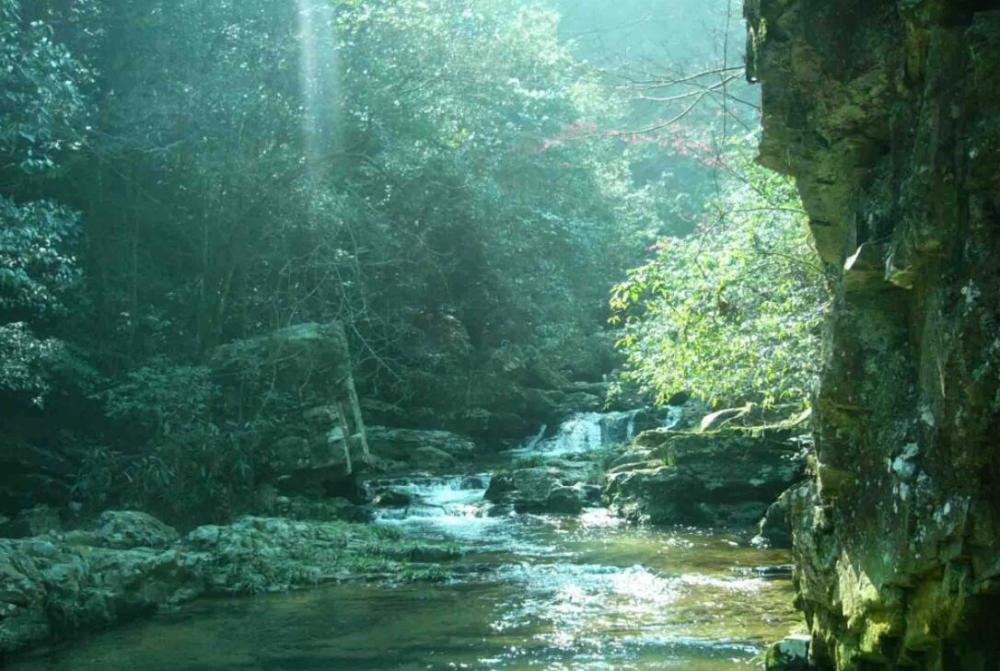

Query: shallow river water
[
  {"left": 10, "top": 415, "right": 800, "bottom": 671},
  {"left": 10, "top": 484, "right": 799, "bottom": 670}
]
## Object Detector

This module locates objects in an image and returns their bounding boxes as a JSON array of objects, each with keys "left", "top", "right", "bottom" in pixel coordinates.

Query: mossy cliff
[{"left": 744, "top": 1, "right": 1000, "bottom": 669}]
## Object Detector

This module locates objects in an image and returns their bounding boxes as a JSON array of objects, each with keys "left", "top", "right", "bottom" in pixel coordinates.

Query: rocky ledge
[
  {"left": 0, "top": 510, "right": 458, "bottom": 662},
  {"left": 604, "top": 426, "right": 806, "bottom": 529}
]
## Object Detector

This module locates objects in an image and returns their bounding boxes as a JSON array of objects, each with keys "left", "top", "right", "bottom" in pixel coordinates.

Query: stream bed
[
  {"left": 8, "top": 485, "right": 799, "bottom": 670},
  {"left": 8, "top": 414, "right": 801, "bottom": 670}
]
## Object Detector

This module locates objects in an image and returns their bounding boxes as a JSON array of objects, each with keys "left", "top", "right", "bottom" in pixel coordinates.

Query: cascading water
[
  {"left": 515, "top": 409, "right": 643, "bottom": 457},
  {"left": 374, "top": 474, "right": 500, "bottom": 543}
]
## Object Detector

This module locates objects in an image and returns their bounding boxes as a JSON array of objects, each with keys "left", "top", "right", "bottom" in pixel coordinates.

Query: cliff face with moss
[{"left": 744, "top": 1, "right": 1000, "bottom": 668}]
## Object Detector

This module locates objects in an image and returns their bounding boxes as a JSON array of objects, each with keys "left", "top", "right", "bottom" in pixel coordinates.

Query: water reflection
[{"left": 12, "top": 496, "right": 799, "bottom": 671}]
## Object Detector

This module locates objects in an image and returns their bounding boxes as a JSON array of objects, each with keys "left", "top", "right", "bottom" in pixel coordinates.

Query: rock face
[
  {"left": 745, "top": 2, "right": 1000, "bottom": 669},
  {"left": 605, "top": 427, "right": 805, "bottom": 527}
]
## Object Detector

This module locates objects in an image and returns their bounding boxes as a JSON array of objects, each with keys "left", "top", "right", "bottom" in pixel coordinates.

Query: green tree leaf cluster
[
  {"left": 0, "top": 0, "right": 91, "bottom": 405},
  {"left": 610, "top": 135, "right": 829, "bottom": 409}
]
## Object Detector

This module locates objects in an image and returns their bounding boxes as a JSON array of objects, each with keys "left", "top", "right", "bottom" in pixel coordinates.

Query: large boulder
[
  {"left": 605, "top": 426, "right": 805, "bottom": 527},
  {"left": 365, "top": 427, "right": 477, "bottom": 470},
  {"left": 95, "top": 511, "right": 179, "bottom": 549},
  {"left": 210, "top": 322, "right": 370, "bottom": 497},
  {"left": 486, "top": 466, "right": 589, "bottom": 515}
]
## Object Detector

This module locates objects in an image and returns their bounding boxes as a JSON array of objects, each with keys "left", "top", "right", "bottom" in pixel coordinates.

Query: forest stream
[{"left": 6, "top": 415, "right": 800, "bottom": 671}]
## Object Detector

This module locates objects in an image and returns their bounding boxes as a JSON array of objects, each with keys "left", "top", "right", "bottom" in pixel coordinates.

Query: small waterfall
[
  {"left": 517, "top": 410, "right": 642, "bottom": 457},
  {"left": 374, "top": 474, "right": 498, "bottom": 541}
]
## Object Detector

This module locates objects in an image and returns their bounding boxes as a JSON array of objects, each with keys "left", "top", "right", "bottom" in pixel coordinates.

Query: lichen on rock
[{"left": 745, "top": 1, "right": 1000, "bottom": 668}]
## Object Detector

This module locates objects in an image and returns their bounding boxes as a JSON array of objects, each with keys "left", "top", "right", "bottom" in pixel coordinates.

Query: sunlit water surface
[{"left": 11, "top": 418, "right": 799, "bottom": 670}]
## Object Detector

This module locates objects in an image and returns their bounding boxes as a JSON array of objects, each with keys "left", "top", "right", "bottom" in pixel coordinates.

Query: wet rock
[
  {"left": 488, "top": 467, "right": 588, "bottom": 515},
  {"left": 459, "top": 475, "right": 488, "bottom": 490},
  {"left": 539, "top": 486, "right": 585, "bottom": 515},
  {"left": 509, "top": 467, "right": 562, "bottom": 502},
  {"left": 753, "top": 488, "right": 794, "bottom": 549},
  {"left": 605, "top": 427, "right": 805, "bottom": 527},
  {"left": 366, "top": 427, "right": 477, "bottom": 469},
  {"left": 374, "top": 489, "right": 413, "bottom": 508},
  {"left": 764, "top": 634, "right": 811, "bottom": 670},
  {"left": 0, "top": 505, "right": 62, "bottom": 539},
  {"left": 580, "top": 483, "right": 603, "bottom": 504},
  {"left": 484, "top": 472, "right": 515, "bottom": 502},
  {"left": 96, "top": 511, "right": 179, "bottom": 549},
  {"left": 732, "top": 564, "right": 795, "bottom": 580}
]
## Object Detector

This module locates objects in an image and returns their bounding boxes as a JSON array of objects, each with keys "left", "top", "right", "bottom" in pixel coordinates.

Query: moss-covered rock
[
  {"left": 765, "top": 634, "right": 812, "bottom": 671},
  {"left": 0, "top": 512, "right": 458, "bottom": 662},
  {"left": 747, "top": 2, "right": 1000, "bottom": 668},
  {"left": 605, "top": 426, "right": 805, "bottom": 527},
  {"left": 486, "top": 464, "right": 595, "bottom": 515}
]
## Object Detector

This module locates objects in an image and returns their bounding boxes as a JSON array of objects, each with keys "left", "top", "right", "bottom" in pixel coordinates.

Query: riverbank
[{"left": 0, "top": 511, "right": 460, "bottom": 661}]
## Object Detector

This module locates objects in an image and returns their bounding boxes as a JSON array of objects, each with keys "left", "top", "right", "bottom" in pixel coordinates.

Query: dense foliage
[
  {"left": 0, "top": 0, "right": 659, "bottom": 520},
  {"left": 610, "top": 137, "right": 829, "bottom": 408},
  {"left": 0, "top": 0, "right": 827, "bottom": 522},
  {"left": 0, "top": 0, "right": 92, "bottom": 405}
]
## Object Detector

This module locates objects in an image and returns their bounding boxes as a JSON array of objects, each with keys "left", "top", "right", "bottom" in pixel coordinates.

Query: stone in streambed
[
  {"left": 484, "top": 472, "right": 515, "bottom": 502},
  {"left": 487, "top": 467, "right": 587, "bottom": 515},
  {"left": 374, "top": 489, "right": 413, "bottom": 508},
  {"left": 459, "top": 475, "right": 487, "bottom": 490}
]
